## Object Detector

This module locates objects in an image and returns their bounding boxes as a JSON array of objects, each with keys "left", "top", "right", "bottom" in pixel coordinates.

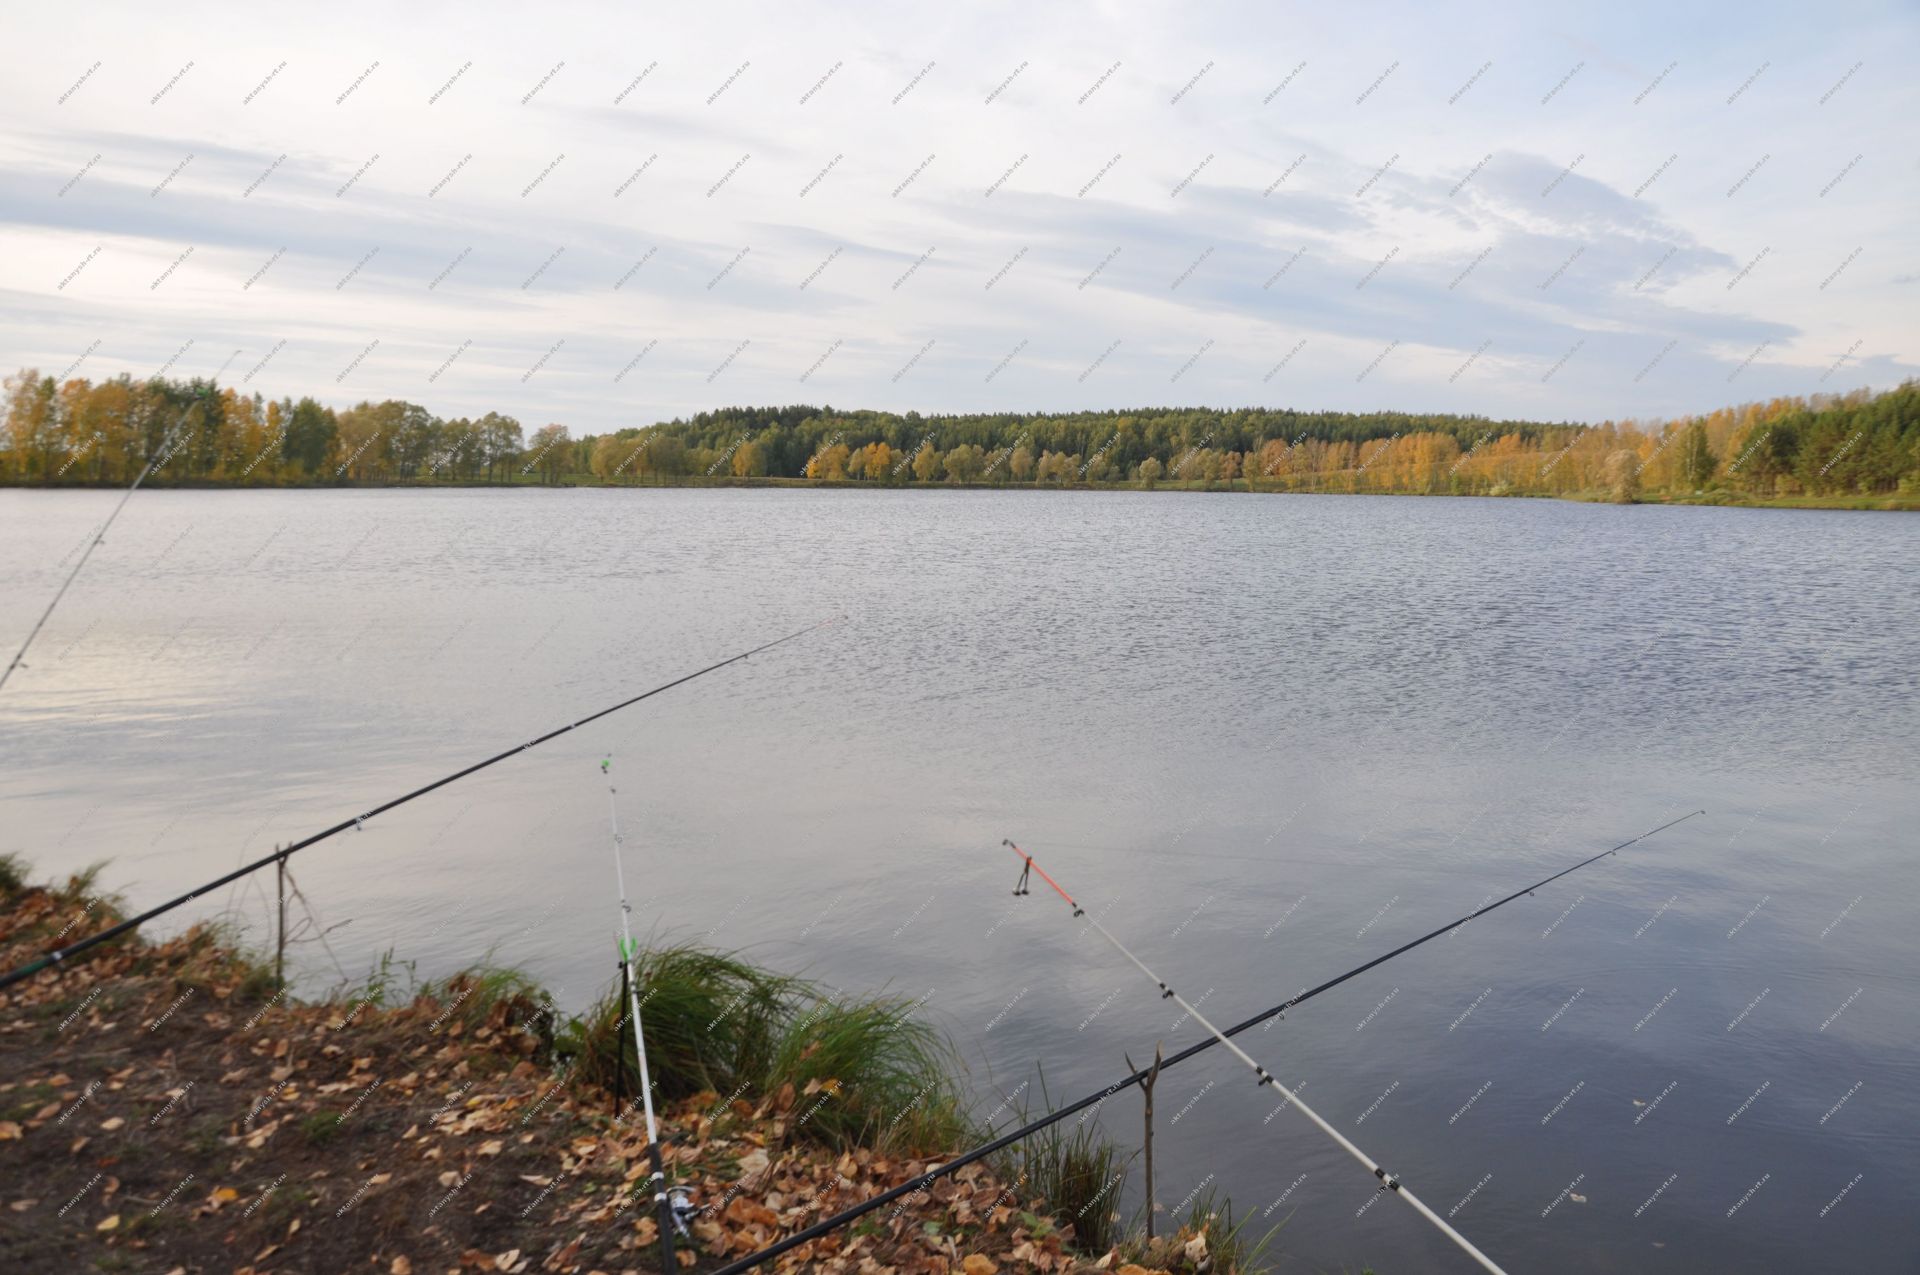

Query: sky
[{"left": 3, "top": 0, "right": 1916, "bottom": 433}]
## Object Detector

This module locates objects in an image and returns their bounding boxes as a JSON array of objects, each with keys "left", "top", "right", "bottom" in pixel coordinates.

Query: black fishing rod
[
  {"left": 707, "top": 809, "right": 1704, "bottom": 1275},
  {"left": 0, "top": 617, "right": 840, "bottom": 992}
]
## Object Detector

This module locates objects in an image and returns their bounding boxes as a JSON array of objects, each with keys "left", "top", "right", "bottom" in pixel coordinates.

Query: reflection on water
[{"left": 1, "top": 487, "right": 1915, "bottom": 1272}]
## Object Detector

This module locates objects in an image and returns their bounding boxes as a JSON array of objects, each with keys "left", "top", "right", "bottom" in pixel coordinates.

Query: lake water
[{"left": 2, "top": 487, "right": 1915, "bottom": 1273}]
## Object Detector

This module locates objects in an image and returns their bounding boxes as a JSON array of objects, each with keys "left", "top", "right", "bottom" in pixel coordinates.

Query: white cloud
[{"left": 3, "top": 0, "right": 1915, "bottom": 430}]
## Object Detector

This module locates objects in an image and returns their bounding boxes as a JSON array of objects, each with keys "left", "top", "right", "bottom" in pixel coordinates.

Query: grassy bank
[
  {"left": 0, "top": 858, "right": 1280, "bottom": 1274},
  {"left": 1560, "top": 487, "right": 1920, "bottom": 511}
]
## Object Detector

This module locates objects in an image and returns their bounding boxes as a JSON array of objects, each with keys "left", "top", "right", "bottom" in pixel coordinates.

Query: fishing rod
[
  {"left": 1003, "top": 839, "right": 1506, "bottom": 1272},
  {"left": 0, "top": 617, "right": 840, "bottom": 992},
  {"left": 1, "top": 420, "right": 197, "bottom": 692},
  {"left": 603, "top": 758, "right": 682, "bottom": 1273},
  {"left": 706, "top": 809, "right": 1703, "bottom": 1274}
]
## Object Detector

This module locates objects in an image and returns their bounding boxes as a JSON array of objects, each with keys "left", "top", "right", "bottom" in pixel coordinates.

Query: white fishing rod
[
  {"left": 605, "top": 757, "right": 682, "bottom": 1272},
  {"left": 1003, "top": 839, "right": 1510, "bottom": 1275}
]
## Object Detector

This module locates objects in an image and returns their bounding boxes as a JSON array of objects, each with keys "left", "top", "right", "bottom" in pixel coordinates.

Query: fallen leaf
[
  {"left": 390, "top": 1259, "right": 413, "bottom": 1275},
  {"left": 494, "top": 1250, "right": 521, "bottom": 1271},
  {"left": 96, "top": 1214, "right": 120, "bottom": 1231},
  {"left": 724, "top": 1197, "right": 779, "bottom": 1229},
  {"left": 963, "top": 1256, "right": 998, "bottom": 1275},
  {"left": 98, "top": 1117, "right": 124, "bottom": 1131},
  {"left": 478, "top": 1139, "right": 505, "bottom": 1156},
  {"left": 211, "top": 1187, "right": 240, "bottom": 1204},
  {"left": 9, "top": 1199, "right": 37, "bottom": 1212},
  {"left": 0, "top": 1122, "right": 21, "bottom": 1140}
]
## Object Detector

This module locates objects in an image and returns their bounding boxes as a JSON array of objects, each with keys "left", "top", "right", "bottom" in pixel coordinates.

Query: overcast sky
[{"left": 4, "top": 0, "right": 1915, "bottom": 432}]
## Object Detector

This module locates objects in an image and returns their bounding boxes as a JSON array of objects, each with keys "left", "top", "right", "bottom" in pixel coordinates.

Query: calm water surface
[{"left": 2, "top": 488, "right": 1915, "bottom": 1272}]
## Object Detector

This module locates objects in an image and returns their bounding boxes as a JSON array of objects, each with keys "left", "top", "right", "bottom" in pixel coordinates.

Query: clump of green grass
[
  {"left": 341, "top": 946, "right": 416, "bottom": 1008},
  {"left": 639, "top": 947, "right": 797, "bottom": 1095},
  {"left": 1022, "top": 1121, "right": 1133, "bottom": 1253},
  {"left": 46, "top": 860, "right": 126, "bottom": 924},
  {"left": 170, "top": 905, "right": 282, "bottom": 1000},
  {"left": 232, "top": 953, "right": 280, "bottom": 1003},
  {"left": 420, "top": 963, "right": 548, "bottom": 1034},
  {"left": 56, "top": 860, "right": 110, "bottom": 903},
  {"left": 51, "top": 860, "right": 132, "bottom": 927},
  {"left": 770, "top": 994, "right": 971, "bottom": 1154},
  {"left": 6, "top": 857, "right": 132, "bottom": 954},
  {"left": 560, "top": 945, "right": 799, "bottom": 1102},
  {"left": 300, "top": 1111, "right": 341, "bottom": 1145},
  {"left": 1168, "top": 1185, "right": 1282, "bottom": 1274},
  {"left": 994, "top": 1074, "right": 1134, "bottom": 1254},
  {"left": 554, "top": 945, "right": 972, "bottom": 1156},
  {"left": 185, "top": 1116, "right": 226, "bottom": 1158}
]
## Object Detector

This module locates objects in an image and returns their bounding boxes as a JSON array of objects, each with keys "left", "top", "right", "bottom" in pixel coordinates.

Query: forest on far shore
[{"left": 4, "top": 369, "right": 1916, "bottom": 506}]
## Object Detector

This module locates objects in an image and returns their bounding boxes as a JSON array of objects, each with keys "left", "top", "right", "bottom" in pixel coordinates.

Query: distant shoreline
[{"left": 3, "top": 476, "right": 1913, "bottom": 510}]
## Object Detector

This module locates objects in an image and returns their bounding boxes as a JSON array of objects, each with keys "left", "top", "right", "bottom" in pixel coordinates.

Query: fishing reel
[{"left": 667, "top": 1185, "right": 699, "bottom": 1237}]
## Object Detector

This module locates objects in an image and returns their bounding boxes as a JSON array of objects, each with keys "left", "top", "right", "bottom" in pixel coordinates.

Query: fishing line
[
  {"left": 706, "top": 809, "right": 1703, "bottom": 1275},
  {"left": 0, "top": 617, "right": 840, "bottom": 991},
  {"left": 1001, "top": 838, "right": 1508, "bottom": 1273},
  {"left": 282, "top": 868, "right": 351, "bottom": 982},
  {"left": 603, "top": 757, "right": 683, "bottom": 1271},
  {"left": 1, "top": 420, "right": 195, "bottom": 692}
]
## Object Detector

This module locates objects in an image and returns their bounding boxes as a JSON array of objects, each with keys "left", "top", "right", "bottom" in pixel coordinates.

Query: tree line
[{"left": 3, "top": 368, "right": 1915, "bottom": 502}]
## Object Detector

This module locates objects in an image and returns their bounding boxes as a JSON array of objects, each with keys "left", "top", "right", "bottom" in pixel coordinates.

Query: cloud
[{"left": 2, "top": 0, "right": 1915, "bottom": 428}]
